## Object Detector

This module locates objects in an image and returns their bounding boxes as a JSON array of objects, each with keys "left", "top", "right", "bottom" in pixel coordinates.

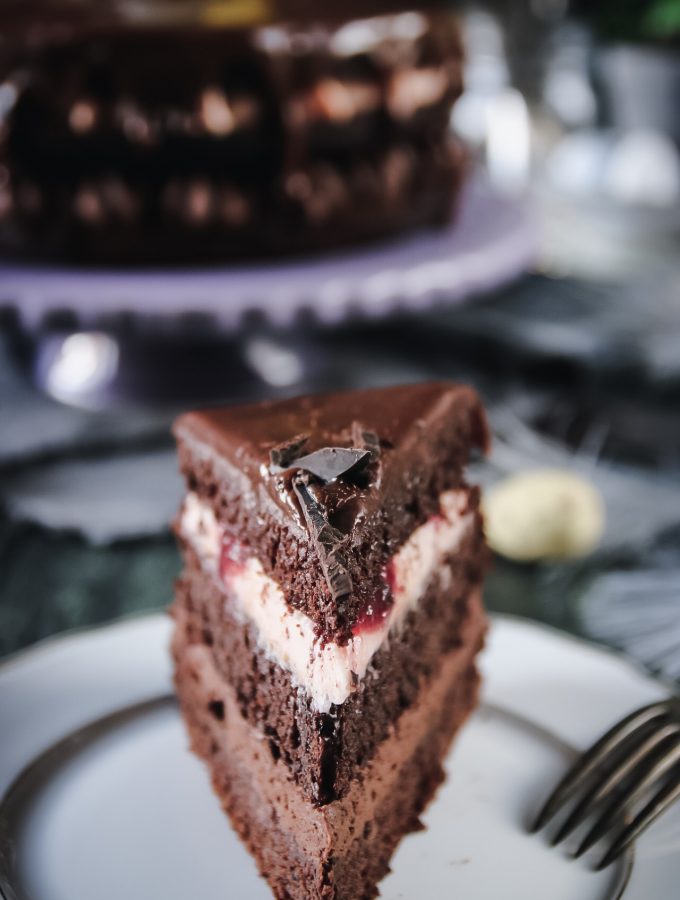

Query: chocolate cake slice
[{"left": 171, "top": 382, "right": 489, "bottom": 899}]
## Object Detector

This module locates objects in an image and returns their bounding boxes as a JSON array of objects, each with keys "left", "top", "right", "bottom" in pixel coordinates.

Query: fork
[{"left": 531, "top": 698, "right": 680, "bottom": 869}]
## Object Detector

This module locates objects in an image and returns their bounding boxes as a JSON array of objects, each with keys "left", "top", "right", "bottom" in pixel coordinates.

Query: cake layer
[
  {"left": 172, "top": 591, "right": 484, "bottom": 899},
  {"left": 175, "top": 384, "right": 489, "bottom": 642},
  {"left": 174, "top": 527, "right": 485, "bottom": 804},
  {"left": 0, "top": 5, "right": 464, "bottom": 263},
  {"left": 179, "top": 488, "right": 475, "bottom": 710}
]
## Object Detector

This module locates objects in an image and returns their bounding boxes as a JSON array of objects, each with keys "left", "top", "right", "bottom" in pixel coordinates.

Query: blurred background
[{"left": 1, "top": 0, "right": 679, "bottom": 682}]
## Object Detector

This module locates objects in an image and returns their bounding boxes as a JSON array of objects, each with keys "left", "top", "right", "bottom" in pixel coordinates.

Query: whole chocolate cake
[
  {"left": 0, "top": 1, "right": 466, "bottom": 264},
  {"left": 172, "top": 382, "right": 489, "bottom": 898}
]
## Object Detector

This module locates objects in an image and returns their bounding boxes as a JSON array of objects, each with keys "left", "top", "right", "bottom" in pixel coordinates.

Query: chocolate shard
[
  {"left": 278, "top": 446, "right": 370, "bottom": 482},
  {"left": 269, "top": 434, "right": 309, "bottom": 470},
  {"left": 292, "top": 475, "right": 352, "bottom": 603}
]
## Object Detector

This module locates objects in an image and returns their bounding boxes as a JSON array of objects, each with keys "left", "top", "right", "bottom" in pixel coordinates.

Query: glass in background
[{"left": 453, "top": 0, "right": 680, "bottom": 278}]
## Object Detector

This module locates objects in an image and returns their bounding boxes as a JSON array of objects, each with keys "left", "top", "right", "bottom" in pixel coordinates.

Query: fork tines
[{"left": 531, "top": 698, "right": 680, "bottom": 869}]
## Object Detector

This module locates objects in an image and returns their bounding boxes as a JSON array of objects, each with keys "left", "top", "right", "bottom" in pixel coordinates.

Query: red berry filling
[
  {"left": 353, "top": 578, "right": 393, "bottom": 634},
  {"left": 352, "top": 511, "right": 446, "bottom": 635},
  {"left": 219, "top": 533, "right": 249, "bottom": 581}
]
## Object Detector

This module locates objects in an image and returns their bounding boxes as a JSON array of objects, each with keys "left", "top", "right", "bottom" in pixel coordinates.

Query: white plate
[
  {"left": 1, "top": 615, "right": 678, "bottom": 899},
  {"left": 1, "top": 173, "right": 537, "bottom": 333}
]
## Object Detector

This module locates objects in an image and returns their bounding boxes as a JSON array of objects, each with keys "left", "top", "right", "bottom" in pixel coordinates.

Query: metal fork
[{"left": 531, "top": 697, "right": 680, "bottom": 869}]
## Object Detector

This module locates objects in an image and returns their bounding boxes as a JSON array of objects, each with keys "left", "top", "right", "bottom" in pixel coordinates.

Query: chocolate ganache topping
[{"left": 269, "top": 431, "right": 381, "bottom": 602}]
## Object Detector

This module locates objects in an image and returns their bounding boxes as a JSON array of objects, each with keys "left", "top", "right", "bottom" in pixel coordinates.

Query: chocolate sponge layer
[
  {"left": 173, "top": 522, "right": 486, "bottom": 805},
  {"left": 172, "top": 592, "right": 485, "bottom": 900}
]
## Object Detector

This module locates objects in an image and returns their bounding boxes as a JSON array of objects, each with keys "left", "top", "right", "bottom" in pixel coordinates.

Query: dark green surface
[{"left": 0, "top": 513, "right": 179, "bottom": 657}]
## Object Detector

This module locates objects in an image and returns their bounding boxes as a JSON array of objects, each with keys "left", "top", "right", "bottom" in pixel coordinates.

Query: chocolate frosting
[{"left": 175, "top": 381, "right": 489, "bottom": 539}]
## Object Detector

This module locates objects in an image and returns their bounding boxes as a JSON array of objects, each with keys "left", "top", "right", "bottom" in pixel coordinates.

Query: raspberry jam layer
[
  {"left": 219, "top": 535, "right": 250, "bottom": 582},
  {"left": 353, "top": 581, "right": 392, "bottom": 633}
]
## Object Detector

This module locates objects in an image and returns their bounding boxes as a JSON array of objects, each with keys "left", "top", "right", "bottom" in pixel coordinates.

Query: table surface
[{"left": 1, "top": 262, "right": 679, "bottom": 684}]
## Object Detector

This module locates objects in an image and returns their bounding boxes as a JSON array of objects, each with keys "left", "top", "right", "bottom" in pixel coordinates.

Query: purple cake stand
[{"left": 2, "top": 173, "right": 537, "bottom": 334}]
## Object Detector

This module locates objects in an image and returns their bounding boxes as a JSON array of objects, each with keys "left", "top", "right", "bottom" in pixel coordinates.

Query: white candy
[{"left": 483, "top": 469, "right": 604, "bottom": 561}]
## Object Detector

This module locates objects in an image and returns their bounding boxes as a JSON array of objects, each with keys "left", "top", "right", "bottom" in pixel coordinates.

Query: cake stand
[{"left": 1, "top": 173, "right": 537, "bottom": 407}]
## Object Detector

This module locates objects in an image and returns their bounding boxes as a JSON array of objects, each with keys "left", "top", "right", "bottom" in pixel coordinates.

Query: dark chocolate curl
[{"left": 292, "top": 475, "right": 352, "bottom": 603}]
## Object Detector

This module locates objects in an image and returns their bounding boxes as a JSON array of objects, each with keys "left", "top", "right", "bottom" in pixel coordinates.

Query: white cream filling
[{"left": 180, "top": 490, "right": 472, "bottom": 712}]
